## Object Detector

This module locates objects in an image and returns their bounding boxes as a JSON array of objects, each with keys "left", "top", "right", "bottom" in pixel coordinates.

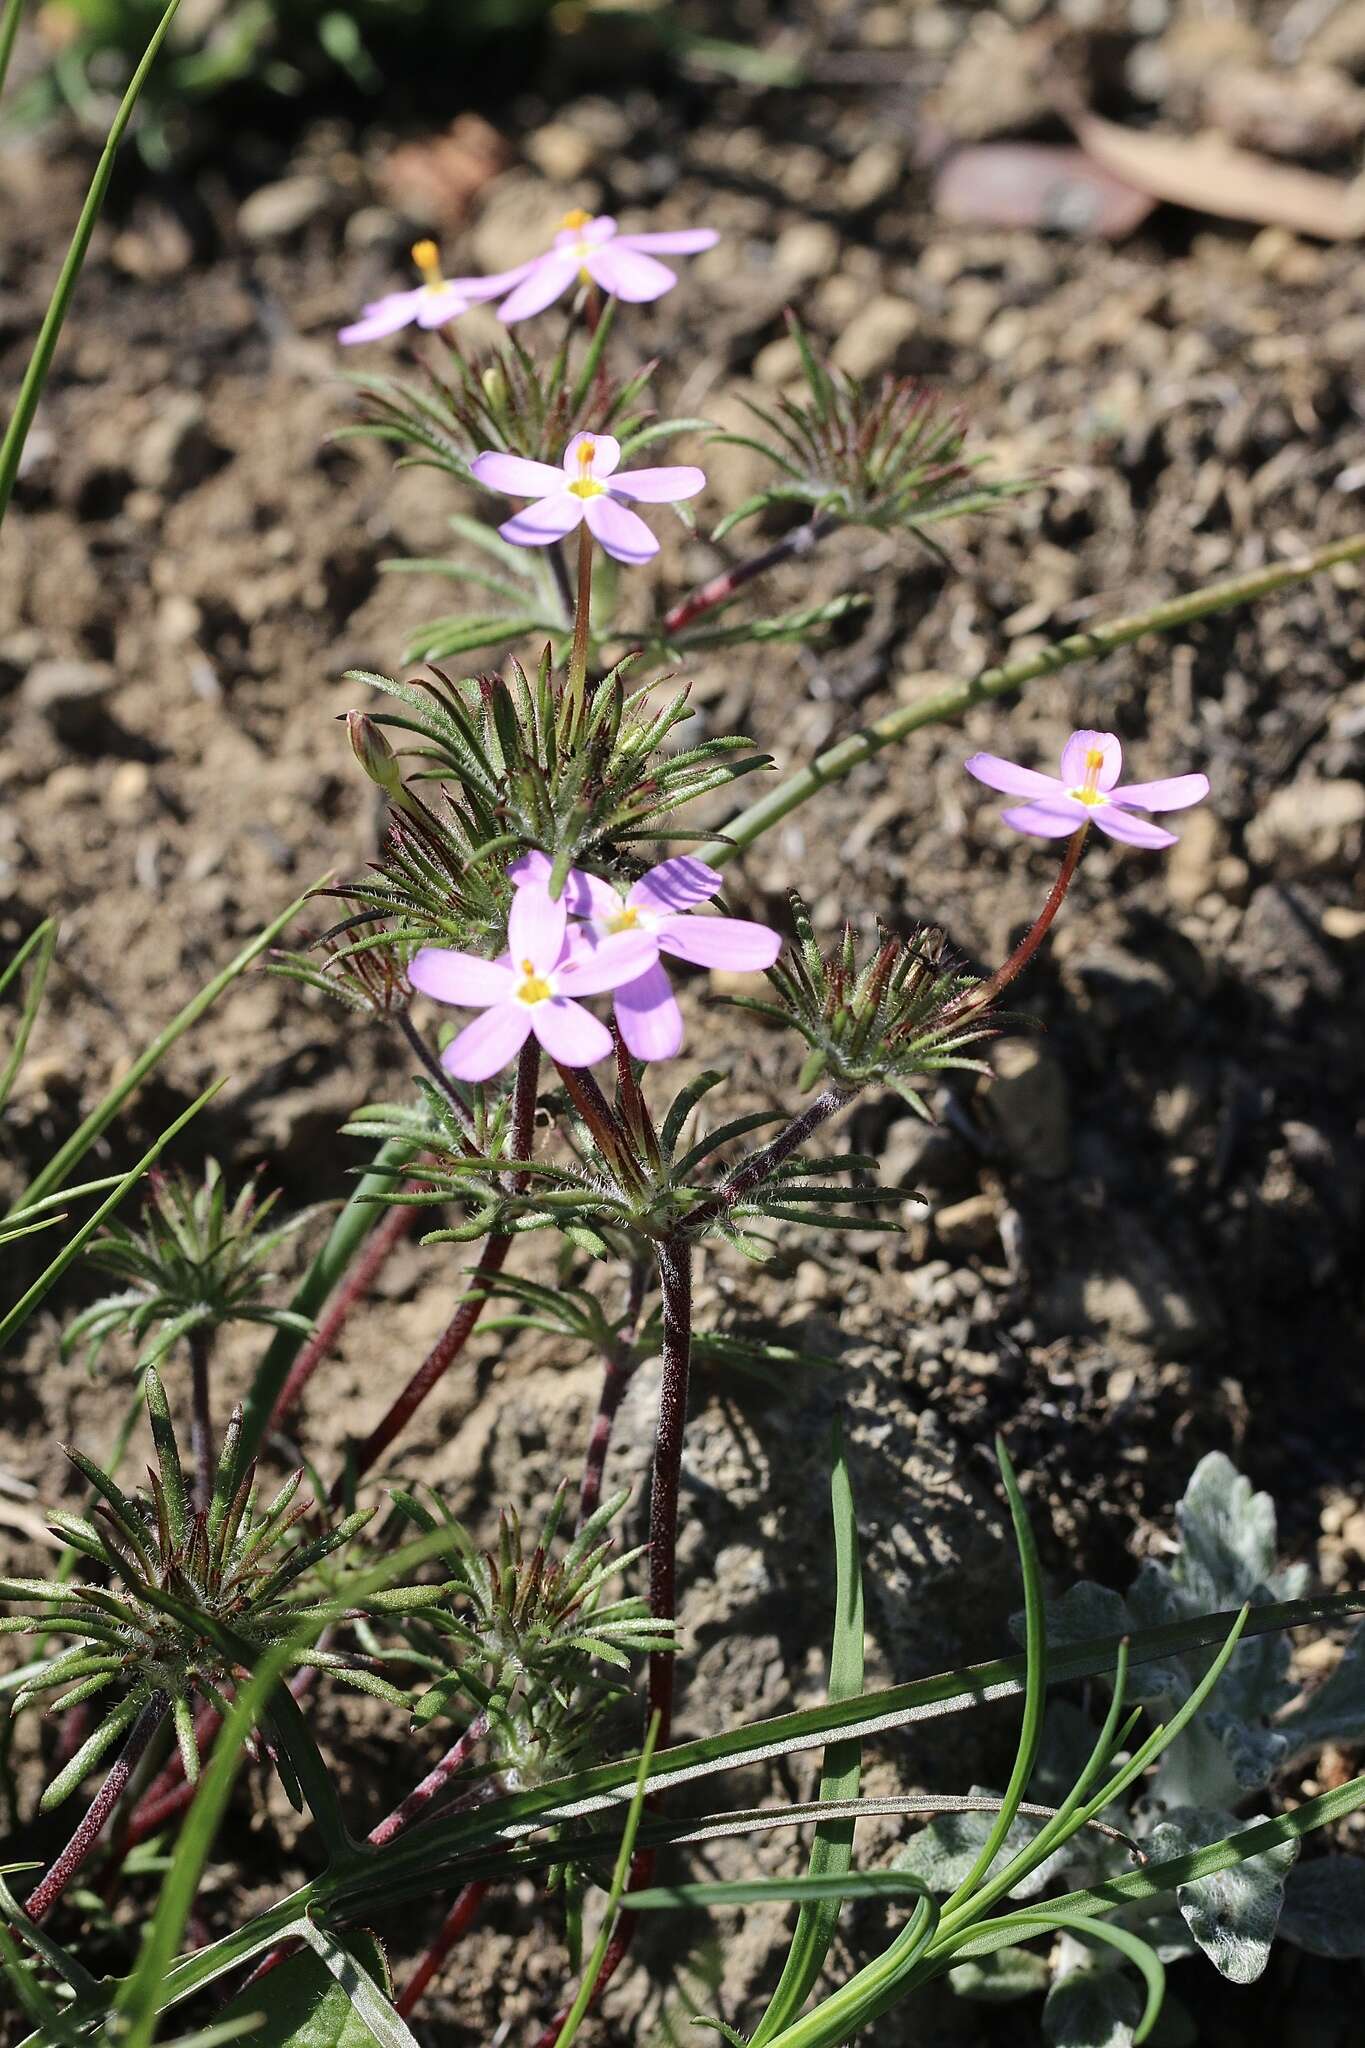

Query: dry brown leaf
[
  {"left": 934, "top": 143, "right": 1156, "bottom": 240},
  {"left": 1071, "top": 107, "right": 1365, "bottom": 240}
]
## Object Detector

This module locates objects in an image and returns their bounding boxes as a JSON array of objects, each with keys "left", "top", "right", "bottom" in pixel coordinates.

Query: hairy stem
[
  {"left": 945, "top": 826, "right": 1088, "bottom": 1020},
  {"left": 699, "top": 528, "right": 1365, "bottom": 868},
  {"left": 577, "top": 1259, "right": 649, "bottom": 1532},
  {"left": 188, "top": 1329, "right": 214, "bottom": 1512},
  {"left": 270, "top": 1201, "right": 417, "bottom": 1432},
  {"left": 25, "top": 1690, "right": 168, "bottom": 1923},
  {"left": 329, "top": 1041, "right": 539, "bottom": 1503},
  {"left": 398, "top": 1011, "right": 480, "bottom": 1148},
  {"left": 396, "top": 1880, "right": 489, "bottom": 2018},
  {"left": 687, "top": 1083, "right": 857, "bottom": 1234},
  {"left": 649, "top": 1238, "right": 692, "bottom": 1749},
  {"left": 367, "top": 1712, "right": 489, "bottom": 1850},
  {"left": 663, "top": 511, "right": 840, "bottom": 638}
]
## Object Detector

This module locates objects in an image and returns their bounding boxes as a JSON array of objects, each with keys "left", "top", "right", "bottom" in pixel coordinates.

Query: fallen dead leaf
[
  {"left": 1071, "top": 107, "right": 1365, "bottom": 240},
  {"left": 378, "top": 114, "right": 512, "bottom": 230},
  {"left": 934, "top": 143, "right": 1156, "bottom": 240}
]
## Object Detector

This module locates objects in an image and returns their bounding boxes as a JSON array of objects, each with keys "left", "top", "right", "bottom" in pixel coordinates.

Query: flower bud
[
  {"left": 346, "top": 711, "right": 402, "bottom": 798},
  {"left": 481, "top": 365, "right": 508, "bottom": 412}
]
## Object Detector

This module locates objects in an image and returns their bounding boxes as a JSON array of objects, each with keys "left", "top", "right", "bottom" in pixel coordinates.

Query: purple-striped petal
[
  {"left": 1111, "top": 773, "right": 1210, "bottom": 813},
  {"left": 609, "top": 464, "right": 706, "bottom": 505},
  {"left": 1091, "top": 807, "right": 1178, "bottom": 850},
  {"left": 508, "top": 879, "right": 566, "bottom": 971},
  {"left": 557, "top": 929, "right": 658, "bottom": 996},
  {"left": 409, "top": 947, "right": 513, "bottom": 1008},
  {"left": 531, "top": 996, "right": 614, "bottom": 1068},
  {"left": 1060, "top": 729, "right": 1122, "bottom": 791},
  {"left": 497, "top": 252, "right": 580, "bottom": 322},
  {"left": 999, "top": 799, "right": 1090, "bottom": 838},
  {"left": 563, "top": 431, "right": 620, "bottom": 479},
  {"left": 338, "top": 291, "right": 423, "bottom": 344},
  {"left": 629, "top": 856, "right": 723, "bottom": 916},
  {"left": 472, "top": 451, "right": 569, "bottom": 498},
  {"left": 442, "top": 1001, "right": 534, "bottom": 1082},
  {"left": 499, "top": 495, "right": 585, "bottom": 547},
  {"left": 565, "top": 870, "right": 623, "bottom": 921},
  {"left": 614, "top": 963, "right": 684, "bottom": 1062},
  {"left": 583, "top": 493, "right": 658, "bottom": 563},
  {"left": 656, "top": 915, "right": 781, "bottom": 971},
  {"left": 613, "top": 229, "right": 719, "bottom": 255},
  {"left": 585, "top": 244, "right": 678, "bottom": 302},
  {"left": 964, "top": 752, "right": 1067, "bottom": 802}
]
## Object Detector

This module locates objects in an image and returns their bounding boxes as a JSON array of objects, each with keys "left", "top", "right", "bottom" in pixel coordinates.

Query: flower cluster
[{"left": 409, "top": 856, "right": 781, "bottom": 1080}]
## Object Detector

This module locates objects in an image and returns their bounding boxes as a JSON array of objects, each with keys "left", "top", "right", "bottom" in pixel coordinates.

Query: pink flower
[
  {"left": 470, "top": 431, "right": 704, "bottom": 565},
  {"left": 488, "top": 210, "right": 719, "bottom": 323},
  {"left": 965, "top": 729, "right": 1209, "bottom": 850},
  {"left": 408, "top": 876, "right": 655, "bottom": 1082},
  {"left": 511, "top": 852, "right": 781, "bottom": 1062},
  {"left": 338, "top": 239, "right": 518, "bottom": 345}
]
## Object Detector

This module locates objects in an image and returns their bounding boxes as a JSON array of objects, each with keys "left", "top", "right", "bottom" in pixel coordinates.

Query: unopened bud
[
  {"left": 346, "top": 711, "right": 402, "bottom": 798},
  {"left": 481, "top": 364, "right": 508, "bottom": 411}
]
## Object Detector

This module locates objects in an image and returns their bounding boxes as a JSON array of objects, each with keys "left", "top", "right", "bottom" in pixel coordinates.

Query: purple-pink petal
[
  {"left": 564, "top": 869, "right": 622, "bottom": 921},
  {"left": 1060, "top": 729, "right": 1122, "bottom": 791},
  {"left": 531, "top": 997, "right": 614, "bottom": 1068},
  {"left": 408, "top": 947, "right": 513, "bottom": 1008},
  {"left": 614, "top": 229, "right": 719, "bottom": 255},
  {"left": 614, "top": 963, "right": 684, "bottom": 1062},
  {"left": 629, "top": 856, "right": 723, "bottom": 917},
  {"left": 1111, "top": 773, "right": 1210, "bottom": 813},
  {"left": 586, "top": 244, "right": 678, "bottom": 302},
  {"left": 471, "top": 451, "right": 568, "bottom": 498},
  {"left": 999, "top": 799, "right": 1090, "bottom": 839},
  {"left": 414, "top": 285, "right": 474, "bottom": 328},
  {"left": 442, "top": 1001, "right": 534, "bottom": 1082},
  {"left": 583, "top": 493, "right": 658, "bottom": 563},
  {"left": 656, "top": 915, "right": 782, "bottom": 971},
  {"left": 1091, "top": 807, "right": 1178, "bottom": 850},
  {"left": 508, "top": 880, "right": 566, "bottom": 970},
  {"left": 497, "top": 251, "right": 580, "bottom": 322},
  {"left": 964, "top": 752, "right": 1067, "bottom": 802},
  {"left": 500, "top": 496, "right": 585, "bottom": 548},
  {"left": 608, "top": 464, "right": 706, "bottom": 505},
  {"left": 554, "top": 215, "right": 617, "bottom": 249},
  {"left": 557, "top": 929, "right": 658, "bottom": 996},
  {"left": 564, "top": 430, "right": 620, "bottom": 478},
  {"left": 338, "top": 291, "right": 424, "bottom": 344}
]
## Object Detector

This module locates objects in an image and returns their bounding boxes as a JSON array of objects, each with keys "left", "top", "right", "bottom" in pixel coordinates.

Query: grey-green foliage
[{"left": 904, "top": 1453, "right": 1365, "bottom": 2039}]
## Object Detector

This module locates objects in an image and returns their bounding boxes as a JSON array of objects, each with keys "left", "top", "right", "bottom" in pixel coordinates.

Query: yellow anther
[
  {"left": 606, "top": 906, "right": 639, "bottom": 932},
  {"left": 411, "top": 239, "right": 442, "bottom": 286},
  {"left": 560, "top": 208, "right": 593, "bottom": 231},
  {"left": 577, "top": 439, "right": 596, "bottom": 469},
  {"left": 517, "top": 960, "right": 552, "bottom": 1005}
]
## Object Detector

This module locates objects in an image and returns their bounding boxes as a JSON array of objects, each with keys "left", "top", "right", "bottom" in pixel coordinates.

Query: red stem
[
  {"left": 271, "top": 1201, "right": 417, "bottom": 1429},
  {"left": 662, "top": 512, "right": 838, "bottom": 637},
  {"left": 188, "top": 1330, "right": 213, "bottom": 1512},
  {"left": 647, "top": 1239, "right": 692, "bottom": 1750},
  {"left": 396, "top": 1879, "right": 489, "bottom": 2017},
  {"left": 944, "top": 825, "right": 1088, "bottom": 1020},
  {"left": 25, "top": 1690, "right": 168, "bottom": 1923},
  {"left": 366, "top": 1712, "right": 488, "bottom": 1849}
]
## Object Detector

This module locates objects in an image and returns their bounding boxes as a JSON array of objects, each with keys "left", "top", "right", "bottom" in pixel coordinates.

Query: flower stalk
[{"left": 24, "top": 1689, "right": 168, "bottom": 1923}]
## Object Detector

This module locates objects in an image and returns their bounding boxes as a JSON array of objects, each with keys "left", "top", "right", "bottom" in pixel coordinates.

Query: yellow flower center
[
  {"left": 516, "top": 959, "right": 552, "bottom": 1005},
  {"left": 568, "top": 437, "right": 604, "bottom": 499},
  {"left": 605, "top": 905, "right": 639, "bottom": 932},
  {"left": 411, "top": 239, "right": 443, "bottom": 290},
  {"left": 1067, "top": 745, "right": 1110, "bottom": 808},
  {"left": 560, "top": 209, "right": 593, "bottom": 230}
]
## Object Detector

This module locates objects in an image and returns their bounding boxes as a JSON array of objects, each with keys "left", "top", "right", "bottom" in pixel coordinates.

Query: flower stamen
[
  {"left": 411, "top": 239, "right": 443, "bottom": 291},
  {"left": 516, "top": 960, "right": 553, "bottom": 1006}
]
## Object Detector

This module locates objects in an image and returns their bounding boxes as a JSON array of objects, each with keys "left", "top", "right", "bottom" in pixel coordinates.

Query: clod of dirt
[
  {"left": 237, "top": 175, "right": 335, "bottom": 244},
  {"left": 983, "top": 1041, "right": 1071, "bottom": 1180},
  {"left": 1245, "top": 776, "right": 1365, "bottom": 875},
  {"left": 22, "top": 656, "right": 115, "bottom": 741},
  {"left": 133, "top": 394, "right": 227, "bottom": 498}
]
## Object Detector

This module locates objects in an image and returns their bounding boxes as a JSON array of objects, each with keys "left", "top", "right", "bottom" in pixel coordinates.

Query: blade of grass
[
  {"left": 11, "top": 877, "right": 319, "bottom": 1215},
  {"left": 552, "top": 1713, "right": 660, "bottom": 2048},
  {"left": 0, "top": 1081, "right": 224, "bottom": 1350},
  {"left": 0, "top": 0, "right": 24, "bottom": 103},
  {"left": 0, "top": 917, "right": 55, "bottom": 1114},
  {"left": 751, "top": 1421, "right": 864, "bottom": 2044},
  {"left": 0, "top": 0, "right": 185, "bottom": 526},
  {"left": 698, "top": 532, "right": 1365, "bottom": 867}
]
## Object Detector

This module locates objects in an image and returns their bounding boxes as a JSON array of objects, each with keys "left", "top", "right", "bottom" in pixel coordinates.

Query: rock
[
  {"left": 133, "top": 394, "right": 224, "bottom": 497},
  {"left": 1245, "top": 776, "right": 1365, "bottom": 874},
  {"left": 841, "top": 141, "right": 902, "bottom": 211},
  {"left": 22, "top": 658, "right": 115, "bottom": 741},
  {"left": 879, "top": 1113, "right": 976, "bottom": 1196},
  {"left": 830, "top": 295, "right": 919, "bottom": 380},
  {"left": 1236, "top": 885, "right": 1344, "bottom": 1018},
  {"left": 752, "top": 334, "right": 803, "bottom": 387},
  {"left": 933, "top": 1193, "right": 999, "bottom": 1255},
  {"left": 983, "top": 1040, "right": 1070, "bottom": 1179},
  {"left": 772, "top": 220, "right": 840, "bottom": 283},
  {"left": 1166, "top": 805, "right": 1225, "bottom": 909},
  {"left": 524, "top": 121, "right": 598, "bottom": 183},
  {"left": 1043, "top": 1212, "right": 1211, "bottom": 1358},
  {"left": 470, "top": 170, "right": 575, "bottom": 274},
  {"left": 237, "top": 176, "right": 333, "bottom": 244}
]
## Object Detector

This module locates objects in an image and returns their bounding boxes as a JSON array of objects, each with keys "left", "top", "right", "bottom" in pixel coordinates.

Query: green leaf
[
  {"left": 0, "top": 918, "right": 56, "bottom": 1116},
  {"left": 1043, "top": 1963, "right": 1140, "bottom": 2048},
  {"left": 1279, "top": 1619, "right": 1365, "bottom": 1760},
  {"left": 948, "top": 1948, "right": 1050, "bottom": 2003},
  {"left": 751, "top": 1423, "right": 865, "bottom": 2044},
  {"left": 1145, "top": 1809, "right": 1296, "bottom": 1984},
  {"left": 1174, "top": 1453, "right": 1285, "bottom": 1606},
  {"left": 1278, "top": 1856, "right": 1365, "bottom": 1959},
  {"left": 214, "top": 1932, "right": 406, "bottom": 2048}
]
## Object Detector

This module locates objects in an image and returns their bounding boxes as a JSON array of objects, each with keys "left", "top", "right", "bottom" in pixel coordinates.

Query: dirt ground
[{"left": 2, "top": 1, "right": 1365, "bottom": 2042}]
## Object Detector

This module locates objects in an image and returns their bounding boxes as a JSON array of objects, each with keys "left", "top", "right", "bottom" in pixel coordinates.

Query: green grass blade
[
  {"left": 752, "top": 1422, "right": 865, "bottom": 2044},
  {"left": 0, "top": 917, "right": 55, "bottom": 1114},
  {"left": 946, "top": 1911, "right": 1166, "bottom": 2043},
  {"left": 0, "top": 0, "right": 185, "bottom": 526},
  {"left": 0, "top": 1081, "right": 224, "bottom": 1350},
  {"left": 11, "top": 878, "right": 317, "bottom": 1214},
  {"left": 939, "top": 1437, "right": 1046, "bottom": 1913},
  {"left": 0, "top": 0, "right": 24, "bottom": 103},
  {"left": 552, "top": 1713, "right": 660, "bottom": 2048}
]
